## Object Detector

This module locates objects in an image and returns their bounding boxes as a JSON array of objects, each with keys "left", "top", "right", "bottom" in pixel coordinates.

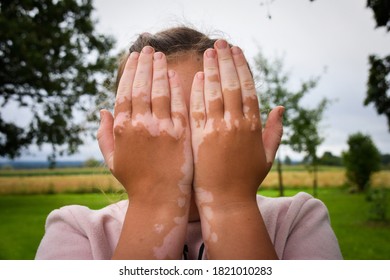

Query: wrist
[{"left": 125, "top": 182, "right": 192, "bottom": 208}]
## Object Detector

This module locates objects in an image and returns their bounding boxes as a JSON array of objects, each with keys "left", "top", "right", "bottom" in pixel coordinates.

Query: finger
[
  {"left": 262, "top": 106, "right": 284, "bottom": 165},
  {"left": 151, "top": 52, "right": 171, "bottom": 120},
  {"left": 132, "top": 46, "right": 154, "bottom": 118},
  {"left": 114, "top": 52, "right": 139, "bottom": 118},
  {"left": 203, "top": 48, "right": 223, "bottom": 120},
  {"left": 168, "top": 70, "right": 188, "bottom": 129},
  {"left": 190, "top": 71, "right": 206, "bottom": 131},
  {"left": 231, "top": 46, "right": 259, "bottom": 119},
  {"left": 190, "top": 72, "right": 206, "bottom": 163},
  {"left": 97, "top": 110, "right": 115, "bottom": 171},
  {"left": 215, "top": 40, "right": 243, "bottom": 119}
]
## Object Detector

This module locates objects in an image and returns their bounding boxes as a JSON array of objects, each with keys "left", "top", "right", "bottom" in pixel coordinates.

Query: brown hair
[{"left": 115, "top": 26, "right": 227, "bottom": 91}]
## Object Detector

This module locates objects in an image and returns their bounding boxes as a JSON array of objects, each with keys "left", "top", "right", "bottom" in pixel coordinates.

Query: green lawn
[
  {"left": 259, "top": 188, "right": 390, "bottom": 260},
  {"left": 0, "top": 188, "right": 389, "bottom": 260},
  {"left": 0, "top": 193, "right": 120, "bottom": 260}
]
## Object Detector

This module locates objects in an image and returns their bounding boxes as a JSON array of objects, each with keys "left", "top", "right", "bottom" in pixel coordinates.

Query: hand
[
  {"left": 97, "top": 47, "right": 193, "bottom": 259},
  {"left": 190, "top": 40, "right": 283, "bottom": 206},
  {"left": 98, "top": 47, "right": 193, "bottom": 205},
  {"left": 189, "top": 40, "right": 282, "bottom": 259}
]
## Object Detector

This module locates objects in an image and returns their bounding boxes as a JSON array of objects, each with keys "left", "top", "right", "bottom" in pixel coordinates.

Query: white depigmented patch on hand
[
  {"left": 132, "top": 113, "right": 160, "bottom": 136},
  {"left": 153, "top": 216, "right": 187, "bottom": 259},
  {"left": 224, "top": 111, "right": 232, "bottom": 130},
  {"left": 211, "top": 232, "right": 218, "bottom": 242},
  {"left": 243, "top": 105, "right": 250, "bottom": 115},
  {"left": 177, "top": 197, "right": 186, "bottom": 208},
  {"left": 194, "top": 188, "right": 218, "bottom": 243},
  {"left": 202, "top": 206, "right": 213, "bottom": 220},
  {"left": 154, "top": 224, "right": 164, "bottom": 234},
  {"left": 195, "top": 188, "right": 214, "bottom": 204},
  {"left": 114, "top": 111, "right": 131, "bottom": 135}
]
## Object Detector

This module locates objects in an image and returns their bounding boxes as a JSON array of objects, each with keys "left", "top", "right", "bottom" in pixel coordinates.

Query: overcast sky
[
  {"left": 91, "top": 0, "right": 390, "bottom": 160},
  {"left": 6, "top": 0, "right": 390, "bottom": 161}
]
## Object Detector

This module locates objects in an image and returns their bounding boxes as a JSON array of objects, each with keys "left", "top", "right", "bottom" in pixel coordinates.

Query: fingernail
[
  {"left": 130, "top": 51, "right": 139, "bottom": 59},
  {"left": 216, "top": 39, "right": 228, "bottom": 49},
  {"left": 231, "top": 46, "right": 242, "bottom": 55},
  {"left": 153, "top": 52, "right": 163, "bottom": 60},
  {"left": 196, "top": 72, "right": 204, "bottom": 80},
  {"left": 142, "top": 46, "right": 154, "bottom": 54},
  {"left": 100, "top": 110, "right": 104, "bottom": 123},
  {"left": 168, "top": 70, "right": 175, "bottom": 78},
  {"left": 279, "top": 106, "right": 285, "bottom": 118},
  {"left": 205, "top": 48, "right": 216, "bottom": 58}
]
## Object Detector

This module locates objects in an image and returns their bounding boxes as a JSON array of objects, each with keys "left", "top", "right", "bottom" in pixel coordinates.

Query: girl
[{"left": 35, "top": 26, "right": 342, "bottom": 260}]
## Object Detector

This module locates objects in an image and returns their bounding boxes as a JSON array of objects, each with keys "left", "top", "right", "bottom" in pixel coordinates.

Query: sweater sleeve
[
  {"left": 278, "top": 193, "right": 343, "bottom": 259},
  {"left": 35, "top": 207, "right": 94, "bottom": 260},
  {"left": 35, "top": 202, "right": 125, "bottom": 260}
]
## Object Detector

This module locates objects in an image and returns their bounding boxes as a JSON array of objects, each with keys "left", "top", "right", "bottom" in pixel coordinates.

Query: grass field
[{"left": 0, "top": 166, "right": 389, "bottom": 260}]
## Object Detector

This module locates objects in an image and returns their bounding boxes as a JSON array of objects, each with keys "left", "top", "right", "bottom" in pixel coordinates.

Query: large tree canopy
[
  {"left": 367, "top": 0, "right": 390, "bottom": 31},
  {"left": 364, "top": 0, "right": 390, "bottom": 131},
  {"left": 0, "top": 0, "right": 116, "bottom": 161},
  {"left": 365, "top": 55, "right": 390, "bottom": 131}
]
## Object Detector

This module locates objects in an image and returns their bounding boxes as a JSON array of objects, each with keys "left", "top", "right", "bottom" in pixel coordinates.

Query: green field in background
[{"left": 0, "top": 188, "right": 389, "bottom": 260}]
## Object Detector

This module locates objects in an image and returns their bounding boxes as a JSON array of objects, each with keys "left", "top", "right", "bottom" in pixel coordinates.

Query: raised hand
[
  {"left": 97, "top": 47, "right": 193, "bottom": 259},
  {"left": 190, "top": 40, "right": 283, "bottom": 259}
]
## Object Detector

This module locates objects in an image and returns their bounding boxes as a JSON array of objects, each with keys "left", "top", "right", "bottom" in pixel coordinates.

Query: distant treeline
[
  {"left": 1, "top": 153, "right": 389, "bottom": 170},
  {"left": 0, "top": 160, "right": 85, "bottom": 170},
  {"left": 284, "top": 152, "right": 390, "bottom": 168}
]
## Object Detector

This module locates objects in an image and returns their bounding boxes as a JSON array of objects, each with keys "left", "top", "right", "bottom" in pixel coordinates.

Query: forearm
[
  {"left": 198, "top": 199, "right": 278, "bottom": 260},
  {"left": 112, "top": 198, "right": 190, "bottom": 260}
]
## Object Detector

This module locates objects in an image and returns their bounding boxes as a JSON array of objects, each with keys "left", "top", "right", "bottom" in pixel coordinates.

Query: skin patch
[
  {"left": 154, "top": 224, "right": 164, "bottom": 234},
  {"left": 153, "top": 224, "right": 182, "bottom": 259},
  {"left": 195, "top": 188, "right": 214, "bottom": 204},
  {"left": 177, "top": 197, "right": 186, "bottom": 208},
  {"left": 153, "top": 215, "right": 188, "bottom": 259},
  {"left": 115, "top": 95, "right": 130, "bottom": 106},
  {"left": 179, "top": 145, "right": 193, "bottom": 191},
  {"left": 193, "top": 188, "right": 218, "bottom": 243},
  {"left": 207, "top": 74, "right": 220, "bottom": 83},
  {"left": 206, "top": 98, "right": 224, "bottom": 119},
  {"left": 132, "top": 113, "right": 160, "bottom": 137},
  {"left": 113, "top": 112, "right": 131, "bottom": 135},
  {"left": 224, "top": 111, "right": 232, "bottom": 130},
  {"left": 191, "top": 112, "right": 205, "bottom": 128},
  {"left": 202, "top": 206, "right": 213, "bottom": 220},
  {"left": 211, "top": 232, "right": 218, "bottom": 243},
  {"left": 131, "top": 94, "right": 150, "bottom": 116},
  {"left": 153, "top": 74, "right": 166, "bottom": 82},
  {"left": 171, "top": 112, "right": 187, "bottom": 130},
  {"left": 151, "top": 96, "right": 170, "bottom": 120}
]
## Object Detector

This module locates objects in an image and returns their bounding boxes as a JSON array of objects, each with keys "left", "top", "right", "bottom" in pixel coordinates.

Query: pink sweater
[{"left": 35, "top": 192, "right": 343, "bottom": 260}]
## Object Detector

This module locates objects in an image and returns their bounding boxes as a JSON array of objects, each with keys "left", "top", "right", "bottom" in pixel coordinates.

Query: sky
[{"left": 5, "top": 0, "right": 390, "bottom": 162}]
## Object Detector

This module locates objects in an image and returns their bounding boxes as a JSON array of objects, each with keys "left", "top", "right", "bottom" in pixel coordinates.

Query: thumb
[
  {"left": 262, "top": 106, "right": 284, "bottom": 166},
  {"left": 97, "top": 109, "right": 115, "bottom": 171}
]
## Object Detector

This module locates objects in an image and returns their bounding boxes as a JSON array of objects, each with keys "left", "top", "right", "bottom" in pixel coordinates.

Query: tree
[
  {"left": 0, "top": 0, "right": 117, "bottom": 165},
  {"left": 84, "top": 157, "right": 101, "bottom": 168},
  {"left": 319, "top": 151, "right": 342, "bottom": 166},
  {"left": 289, "top": 100, "right": 330, "bottom": 197},
  {"left": 366, "top": 0, "right": 390, "bottom": 31},
  {"left": 342, "top": 133, "right": 381, "bottom": 192},
  {"left": 365, "top": 55, "right": 390, "bottom": 131},
  {"left": 254, "top": 50, "right": 328, "bottom": 196},
  {"left": 284, "top": 155, "right": 292, "bottom": 165}
]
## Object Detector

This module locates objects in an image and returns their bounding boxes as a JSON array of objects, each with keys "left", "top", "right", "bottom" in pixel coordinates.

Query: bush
[
  {"left": 367, "top": 189, "right": 388, "bottom": 222},
  {"left": 342, "top": 133, "right": 381, "bottom": 192}
]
